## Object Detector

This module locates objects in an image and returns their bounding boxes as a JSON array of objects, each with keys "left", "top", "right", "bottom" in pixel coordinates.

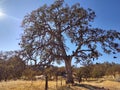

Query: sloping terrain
[{"left": 0, "top": 80, "right": 119, "bottom": 90}]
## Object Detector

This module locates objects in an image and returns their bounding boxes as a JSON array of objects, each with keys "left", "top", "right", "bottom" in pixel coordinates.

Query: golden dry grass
[
  {"left": 0, "top": 80, "right": 66, "bottom": 90},
  {"left": 81, "top": 80, "right": 120, "bottom": 90},
  {"left": 0, "top": 80, "right": 120, "bottom": 90}
]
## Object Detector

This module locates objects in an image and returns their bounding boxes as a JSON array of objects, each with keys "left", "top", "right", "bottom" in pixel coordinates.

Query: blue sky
[{"left": 0, "top": 0, "right": 120, "bottom": 64}]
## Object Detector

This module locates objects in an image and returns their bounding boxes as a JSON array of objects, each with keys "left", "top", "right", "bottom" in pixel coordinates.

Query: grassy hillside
[
  {"left": 0, "top": 80, "right": 66, "bottom": 90},
  {"left": 81, "top": 80, "right": 120, "bottom": 90},
  {"left": 0, "top": 80, "right": 120, "bottom": 90}
]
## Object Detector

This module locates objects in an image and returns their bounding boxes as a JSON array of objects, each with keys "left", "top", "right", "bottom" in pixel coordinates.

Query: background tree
[
  {"left": 7, "top": 56, "right": 25, "bottom": 80},
  {"left": 0, "top": 51, "right": 25, "bottom": 81},
  {"left": 76, "top": 67, "right": 84, "bottom": 83},
  {"left": 0, "top": 59, "right": 5, "bottom": 81},
  {"left": 20, "top": 0, "right": 120, "bottom": 83},
  {"left": 22, "top": 67, "right": 36, "bottom": 80},
  {"left": 91, "top": 64, "right": 105, "bottom": 79},
  {"left": 106, "top": 62, "right": 120, "bottom": 79}
]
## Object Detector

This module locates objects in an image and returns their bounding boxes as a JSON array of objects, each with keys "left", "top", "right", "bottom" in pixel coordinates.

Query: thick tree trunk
[{"left": 64, "top": 57, "right": 74, "bottom": 84}]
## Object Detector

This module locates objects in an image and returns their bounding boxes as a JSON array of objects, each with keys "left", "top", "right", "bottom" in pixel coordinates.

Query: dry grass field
[
  {"left": 0, "top": 80, "right": 66, "bottom": 90},
  {"left": 0, "top": 80, "right": 120, "bottom": 90},
  {"left": 81, "top": 80, "right": 120, "bottom": 90}
]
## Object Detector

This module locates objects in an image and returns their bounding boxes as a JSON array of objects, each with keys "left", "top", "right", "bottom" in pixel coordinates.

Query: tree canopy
[{"left": 20, "top": 0, "right": 120, "bottom": 83}]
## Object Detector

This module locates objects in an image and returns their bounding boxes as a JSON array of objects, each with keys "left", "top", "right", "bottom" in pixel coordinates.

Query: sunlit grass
[
  {"left": 0, "top": 80, "right": 66, "bottom": 90},
  {"left": 82, "top": 80, "right": 120, "bottom": 90},
  {"left": 0, "top": 79, "right": 120, "bottom": 90}
]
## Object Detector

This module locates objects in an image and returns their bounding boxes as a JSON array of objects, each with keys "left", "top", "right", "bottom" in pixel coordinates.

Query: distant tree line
[
  {"left": 76, "top": 62, "right": 120, "bottom": 82},
  {"left": 0, "top": 51, "right": 67, "bottom": 81},
  {"left": 0, "top": 51, "right": 120, "bottom": 82}
]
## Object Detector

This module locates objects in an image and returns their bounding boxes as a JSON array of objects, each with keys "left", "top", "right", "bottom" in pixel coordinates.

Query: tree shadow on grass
[{"left": 74, "top": 83, "right": 109, "bottom": 90}]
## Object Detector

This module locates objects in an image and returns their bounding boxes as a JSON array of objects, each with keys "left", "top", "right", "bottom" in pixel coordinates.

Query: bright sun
[
  {"left": 0, "top": 9, "right": 5, "bottom": 18},
  {"left": 0, "top": 11, "right": 4, "bottom": 17}
]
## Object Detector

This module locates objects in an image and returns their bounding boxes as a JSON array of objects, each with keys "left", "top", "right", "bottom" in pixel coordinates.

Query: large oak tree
[{"left": 20, "top": 0, "right": 120, "bottom": 83}]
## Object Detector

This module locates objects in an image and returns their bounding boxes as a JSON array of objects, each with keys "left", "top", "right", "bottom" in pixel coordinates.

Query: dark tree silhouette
[{"left": 20, "top": 0, "right": 120, "bottom": 83}]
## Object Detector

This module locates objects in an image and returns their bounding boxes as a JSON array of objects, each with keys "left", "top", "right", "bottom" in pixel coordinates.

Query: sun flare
[
  {"left": 0, "top": 11, "right": 4, "bottom": 17},
  {"left": 0, "top": 9, "right": 5, "bottom": 18}
]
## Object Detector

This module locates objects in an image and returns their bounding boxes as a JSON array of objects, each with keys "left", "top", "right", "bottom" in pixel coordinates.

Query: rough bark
[{"left": 64, "top": 56, "right": 74, "bottom": 84}]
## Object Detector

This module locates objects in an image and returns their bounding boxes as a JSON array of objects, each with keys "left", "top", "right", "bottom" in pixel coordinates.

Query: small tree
[
  {"left": 22, "top": 67, "right": 36, "bottom": 80},
  {"left": 76, "top": 68, "right": 83, "bottom": 83},
  {"left": 7, "top": 56, "right": 25, "bottom": 79},
  {"left": 106, "top": 63, "right": 120, "bottom": 79},
  {"left": 20, "top": 0, "right": 120, "bottom": 83},
  {"left": 0, "top": 51, "right": 25, "bottom": 81},
  {"left": 91, "top": 65, "right": 105, "bottom": 79}
]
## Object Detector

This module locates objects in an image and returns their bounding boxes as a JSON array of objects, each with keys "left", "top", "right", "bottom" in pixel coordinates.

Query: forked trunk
[{"left": 64, "top": 57, "right": 74, "bottom": 84}]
